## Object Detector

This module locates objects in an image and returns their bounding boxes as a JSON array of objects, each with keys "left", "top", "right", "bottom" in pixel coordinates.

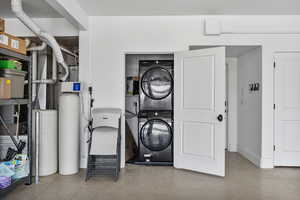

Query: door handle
[{"left": 217, "top": 114, "right": 223, "bottom": 122}]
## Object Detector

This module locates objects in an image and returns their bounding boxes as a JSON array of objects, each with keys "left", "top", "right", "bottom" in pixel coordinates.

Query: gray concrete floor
[{"left": 3, "top": 153, "right": 300, "bottom": 200}]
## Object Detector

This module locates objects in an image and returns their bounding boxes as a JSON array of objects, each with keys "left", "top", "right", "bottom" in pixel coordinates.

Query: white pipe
[
  {"left": 27, "top": 42, "right": 47, "bottom": 51},
  {"left": 32, "top": 51, "right": 37, "bottom": 100},
  {"left": 27, "top": 43, "right": 57, "bottom": 85},
  {"left": 27, "top": 42, "right": 47, "bottom": 100},
  {"left": 35, "top": 111, "right": 40, "bottom": 184},
  {"left": 61, "top": 46, "right": 78, "bottom": 58},
  {"left": 11, "top": 0, "right": 69, "bottom": 81},
  {"left": 25, "top": 38, "right": 31, "bottom": 48},
  {"left": 33, "top": 79, "right": 56, "bottom": 84},
  {"left": 52, "top": 53, "right": 57, "bottom": 81}
]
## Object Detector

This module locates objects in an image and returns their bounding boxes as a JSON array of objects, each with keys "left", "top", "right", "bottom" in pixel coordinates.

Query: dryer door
[
  {"left": 141, "top": 67, "right": 173, "bottom": 100},
  {"left": 140, "top": 119, "right": 172, "bottom": 151}
]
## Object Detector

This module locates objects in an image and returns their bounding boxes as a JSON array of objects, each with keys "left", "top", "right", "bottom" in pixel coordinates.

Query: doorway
[
  {"left": 124, "top": 54, "right": 174, "bottom": 165},
  {"left": 225, "top": 46, "right": 262, "bottom": 167},
  {"left": 123, "top": 46, "right": 262, "bottom": 177}
]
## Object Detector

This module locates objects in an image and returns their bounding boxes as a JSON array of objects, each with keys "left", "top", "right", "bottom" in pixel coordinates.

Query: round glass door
[
  {"left": 140, "top": 119, "right": 172, "bottom": 151},
  {"left": 141, "top": 67, "right": 173, "bottom": 100}
]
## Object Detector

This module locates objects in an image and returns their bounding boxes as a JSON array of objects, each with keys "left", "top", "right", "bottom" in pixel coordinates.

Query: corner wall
[
  {"left": 226, "top": 57, "right": 238, "bottom": 152},
  {"left": 237, "top": 47, "right": 262, "bottom": 166}
]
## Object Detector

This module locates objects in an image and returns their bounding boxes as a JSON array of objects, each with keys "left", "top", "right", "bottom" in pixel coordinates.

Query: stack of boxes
[
  {"left": 0, "top": 18, "right": 26, "bottom": 55},
  {"left": 0, "top": 18, "right": 27, "bottom": 99}
]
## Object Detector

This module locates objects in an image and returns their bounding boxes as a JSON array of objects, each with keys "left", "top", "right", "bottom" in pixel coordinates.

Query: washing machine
[
  {"left": 139, "top": 60, "right": 173, "bottom": 111},
  {"left": 137, "top": 111, "right": 173, "bottom": 165}
]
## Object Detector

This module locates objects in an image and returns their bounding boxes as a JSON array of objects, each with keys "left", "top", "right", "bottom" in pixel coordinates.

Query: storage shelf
[
  {"left": 0, "top": 47, "right": 32, "bottom": 198},
  {"left": 0, "top": 48, "right": 30, "bottom": 62},
  {"left": 0, "top": 176, "right": 28, "bottom": 196},
  {"left": 0, "top": 99, "right": 30, "bottom": 106}
]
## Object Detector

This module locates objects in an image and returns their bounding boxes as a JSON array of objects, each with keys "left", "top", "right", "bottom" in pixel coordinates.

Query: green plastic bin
[{"left": 0, "top": 60, "right": 17, "bottom": 70}]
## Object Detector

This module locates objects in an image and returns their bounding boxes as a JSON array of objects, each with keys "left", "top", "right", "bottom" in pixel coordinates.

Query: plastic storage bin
[
  {"left": 0, "top": 60, "right": 17, "bottom": 70},
  {"left": 0, "top": 78, "right": 11, "bottom": 99},
  {"left": 0, "top": 69, "right": 27, "bottom": 98}
]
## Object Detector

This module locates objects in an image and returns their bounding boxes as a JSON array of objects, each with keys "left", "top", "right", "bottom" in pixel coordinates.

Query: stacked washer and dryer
[{"left": 137, "top": 60, "right": 174, "bottom": 165}]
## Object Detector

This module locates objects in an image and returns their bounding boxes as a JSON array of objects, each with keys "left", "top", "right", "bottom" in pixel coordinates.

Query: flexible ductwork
[{"left": 11, "top": 0, "right": 69, "bottom": 81}]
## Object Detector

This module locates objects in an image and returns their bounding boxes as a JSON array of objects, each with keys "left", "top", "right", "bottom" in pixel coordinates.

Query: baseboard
[
  {"left": 237, "top": 146, "right": 261, "bottom": 167},
  {"left": 260, "top": 157, "right": 274, "bottom": 168}
]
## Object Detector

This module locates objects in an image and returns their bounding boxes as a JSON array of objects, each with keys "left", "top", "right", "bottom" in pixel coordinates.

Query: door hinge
[
  {"left": 273, "top": 104, "right": 276, "bottom": 110},
  {"left": 273, "top": 62, "right": 276, "bottom": 68},
  {"left": 274, "top": 145, "right": 276, "bottom": 151}
]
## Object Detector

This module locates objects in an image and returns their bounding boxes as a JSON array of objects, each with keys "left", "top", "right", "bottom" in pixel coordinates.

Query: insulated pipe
[
  {"left": 27, "top": 42, "right": 47, "bottom": 100},
  {"left": 11, "top": 0, "right": 69, "bottom": 81}
]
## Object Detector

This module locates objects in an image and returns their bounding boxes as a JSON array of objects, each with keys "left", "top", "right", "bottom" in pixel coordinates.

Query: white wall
[
  {"left": 226, "top": 57, "right": 238, "bottom": 152},
  {"left": 237, "top": 47, "right": 262, "bottom": 166},
  {"left": 79, "top": 15, "right": 300, "bottom": 168}
]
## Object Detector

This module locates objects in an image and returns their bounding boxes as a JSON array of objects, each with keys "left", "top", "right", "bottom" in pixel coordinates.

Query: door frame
[{"left": 122, "top": 51, "right": 175, "bottom": 168}]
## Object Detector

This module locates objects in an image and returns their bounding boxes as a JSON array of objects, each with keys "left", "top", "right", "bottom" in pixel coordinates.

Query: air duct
[{"left": 11, "top": 0, "right": 69, "bottom": 81}]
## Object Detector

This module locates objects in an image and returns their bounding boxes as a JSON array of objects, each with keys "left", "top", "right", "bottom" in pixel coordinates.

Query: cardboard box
[
  {"left": 0, "top": 32, "right": 26, "bottom": 55},
  {"left": 0, "top": 18, "right": 4, "bottom": 32},
  {"left": 0, "top": 78, "right": 11, "bottom": 99}
]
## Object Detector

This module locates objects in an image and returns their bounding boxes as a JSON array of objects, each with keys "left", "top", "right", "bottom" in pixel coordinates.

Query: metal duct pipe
[{"left": 11, "top": 0, "right": 69, "bottom": 81}]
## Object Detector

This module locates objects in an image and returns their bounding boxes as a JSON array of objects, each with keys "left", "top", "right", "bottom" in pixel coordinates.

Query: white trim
[
  {"left": 121, "top": 51, "right": 174, "bottom": 168},
  {"left": 260, "top": 157, "right": 274, "bottom": 168}
]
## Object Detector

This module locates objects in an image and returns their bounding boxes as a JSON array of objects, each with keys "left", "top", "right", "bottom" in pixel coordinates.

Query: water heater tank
[{"left": 59, "top": 93, "right": 80, "bottom": 175}]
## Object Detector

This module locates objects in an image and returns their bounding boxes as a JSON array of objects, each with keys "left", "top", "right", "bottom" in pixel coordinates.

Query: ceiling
[
  {"left": 0, "top": 0, "right": 61, "bottom": 18},
  {"left": 1, "top": 0, "right": 300, "bottom": 19},
  {"left": 78, "top": 0, "right": 300, "bottom": 16}
]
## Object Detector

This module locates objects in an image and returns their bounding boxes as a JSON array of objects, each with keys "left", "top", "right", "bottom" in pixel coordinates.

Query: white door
[
  {"left": 274, "top": 52, "right": 300, "bottom": 166},
  {"left": 174, "top": 47, "right": 226, "bottom": 177}
]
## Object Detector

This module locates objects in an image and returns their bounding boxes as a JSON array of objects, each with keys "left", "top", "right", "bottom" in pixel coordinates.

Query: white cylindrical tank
[
  {"left": 33, "top": 109, "right": 57, "bottom": 176},
  {"left": 59, "top": 93, "right": 80, "bottom": 175}
]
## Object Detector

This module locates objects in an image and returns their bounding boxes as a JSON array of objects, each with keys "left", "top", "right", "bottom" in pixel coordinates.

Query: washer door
[
  {"left": 140, "top": 119, "right": 172, "bottom": 151},
  {"left": 141, "top": 67, "right": 173, "bottom": 100}
]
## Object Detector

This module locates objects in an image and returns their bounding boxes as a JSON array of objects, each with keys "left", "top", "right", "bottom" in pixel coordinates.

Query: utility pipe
[
  {"left": 35, "top": 111, "right": 40, "bottom": 184},
  {"left": 61, "top": 46, "right": 78, "bottom": 58},
  {"left": 27, "top": 42, "right": 47, "bottom": 51},
  {"left": 26, "top": 43, "right": 58, "bottom": 88},
  {"left": 27, "top": 42, "right": 47, "bottom": 100},
  {"left": 11, "top": 0, "right": 69, "bottom": 81}
]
